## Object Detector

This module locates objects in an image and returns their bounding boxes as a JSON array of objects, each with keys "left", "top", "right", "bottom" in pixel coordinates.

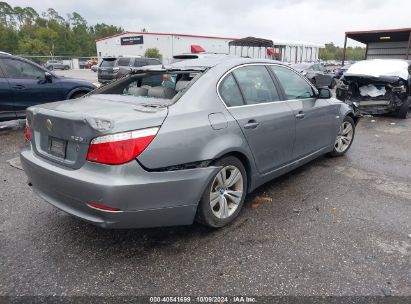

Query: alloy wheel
[
  {"left": 210, "top": 165, "right": 244, "bottom": 219},
  {"left": 335, "top": 121, "right": 354, "bottom": 153}
]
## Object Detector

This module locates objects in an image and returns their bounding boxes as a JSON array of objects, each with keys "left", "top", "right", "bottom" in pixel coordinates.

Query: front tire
[
  {"left": 196, "top": 156, "right": 247, "bottom": 228},
  {"left": 328, "top": 116, "right": 355, "bottom": 157}
]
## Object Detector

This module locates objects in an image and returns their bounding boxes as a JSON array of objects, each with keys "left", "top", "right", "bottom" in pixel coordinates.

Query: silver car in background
[{"left": 21, "top": 56, "right": 358, "bottom": 228}]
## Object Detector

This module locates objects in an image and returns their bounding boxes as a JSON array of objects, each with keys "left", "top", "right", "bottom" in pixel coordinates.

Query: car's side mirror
[
  {"left": 44, "top": 72, "right": 52, "bottom": 82},
  {"left": 318, "top": 88, "right": 331, "bottom": 99}
]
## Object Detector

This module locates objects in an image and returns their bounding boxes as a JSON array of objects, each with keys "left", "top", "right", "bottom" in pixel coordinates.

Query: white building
[{"left": 96, "top": 31, "right": 323, "bottom": 64}]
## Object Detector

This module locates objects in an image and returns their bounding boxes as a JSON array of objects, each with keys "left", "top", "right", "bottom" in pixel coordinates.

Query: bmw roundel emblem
[{"left": 46, "top": 119, "right": 52, "bottom": 131}]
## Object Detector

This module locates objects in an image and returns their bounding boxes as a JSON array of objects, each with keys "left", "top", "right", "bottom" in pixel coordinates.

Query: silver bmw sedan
[{"left": 21, "top": 56, "right": 358, "bottom": 228}]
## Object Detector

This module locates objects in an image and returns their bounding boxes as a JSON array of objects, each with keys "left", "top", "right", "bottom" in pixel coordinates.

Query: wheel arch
[
  {"left": 211, "top": 150, "right": 254, "bottom": 192},
  {"left": 66, "top": 87, "right": 93, "bottom": 99},
  {"left": 346, "top": 111, "right": 360, "bottom": 125}
]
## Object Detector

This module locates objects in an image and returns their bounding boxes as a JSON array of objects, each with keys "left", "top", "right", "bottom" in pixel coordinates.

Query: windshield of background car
[{"left": 90, "top": 71, "right": 202, "bottom": 101}]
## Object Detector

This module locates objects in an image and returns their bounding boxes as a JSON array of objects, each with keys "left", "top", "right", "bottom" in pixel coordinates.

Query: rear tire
[
  {"left": 64, "top": 66, "right": 70, "bottom": 70},
  {"left": 196, "top": 156, "right": 247, "bottom": 228},
  {"left": 328, "top": 116, "right": 355, "bottom": 157},
  {"left": 396, "top": 98, "right": 410, "bottom": 119}
]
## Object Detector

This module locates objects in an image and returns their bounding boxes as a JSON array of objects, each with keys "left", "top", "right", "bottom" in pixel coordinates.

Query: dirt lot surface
[{"left": 0, "top": 116, "right": 410, "bottom": 296}]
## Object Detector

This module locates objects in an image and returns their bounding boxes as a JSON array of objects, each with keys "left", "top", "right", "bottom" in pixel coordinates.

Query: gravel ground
[{"left": 0, "top": 115, "right": 410, "bottom": 296}]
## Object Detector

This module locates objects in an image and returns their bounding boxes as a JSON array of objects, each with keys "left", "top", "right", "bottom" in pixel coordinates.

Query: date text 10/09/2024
[{"left": 149, "top": 296, "right": 257, "bottom": 303}]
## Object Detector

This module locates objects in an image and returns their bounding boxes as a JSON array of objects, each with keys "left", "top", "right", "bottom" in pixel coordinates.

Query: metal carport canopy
[
  {"left": 346, "top": 28, "right": 411, "bottom": 44},
  {"left": 342, "top": 27, "right": 411, "bottom": 65},
  {"left": 228, "top": 36, "right": 274, "bottom": 48}
]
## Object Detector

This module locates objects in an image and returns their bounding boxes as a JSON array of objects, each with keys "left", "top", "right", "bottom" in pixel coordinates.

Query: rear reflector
[
  {"left": 25, "top": 119, "right": 31, "bottom": 141},
  {"left": 86, "top": 202, "right": 121, "bottom": 212},
  {"left": 86, "top": 127, "right": 159, "bottom": 165}
]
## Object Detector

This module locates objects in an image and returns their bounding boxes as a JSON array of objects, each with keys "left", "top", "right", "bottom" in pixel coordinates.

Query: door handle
[
  {"left": 12, "top": 84, "right": 25, "bottom": 90},
  {"left": 244, "top": 120, "right": 259, "bottom": 129},
  {"left": 295, "top": 112, "right": 305, "bottom": 119}
]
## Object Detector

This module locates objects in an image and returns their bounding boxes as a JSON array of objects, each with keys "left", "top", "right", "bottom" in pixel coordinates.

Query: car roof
[
  {"left": 167, "top": 56, "right": 282, "bottom": 69},
  {"left": 130, "top": 56, "right": 287, "bottom": 74}
]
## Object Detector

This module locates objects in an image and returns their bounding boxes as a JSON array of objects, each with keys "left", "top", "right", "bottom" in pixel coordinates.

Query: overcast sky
[{"left": 5, "top": 0, "right": 411, "bottom": 46}]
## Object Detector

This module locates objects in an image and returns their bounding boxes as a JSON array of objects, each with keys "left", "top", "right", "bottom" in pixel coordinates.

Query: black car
[
  {"left": 97, "top": 57, "right": 161, "bottom": 84},
  {"left": 291, "top": 62, "right": 337, "bottom": 88},
  {"left": 44, "top": 60, "right": 70, "bottom": 70},
  {"left": 0, "top": 53, "right": 96, "bottom": 122}
]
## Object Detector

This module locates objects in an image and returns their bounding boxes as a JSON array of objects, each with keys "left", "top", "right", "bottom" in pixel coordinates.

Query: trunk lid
[{"left": 27, "top": 94, "right": 169, "bottom": 169}]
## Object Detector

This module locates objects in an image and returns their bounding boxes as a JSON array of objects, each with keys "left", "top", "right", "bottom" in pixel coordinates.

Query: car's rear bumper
[{"left": 20, "top": 148, "right": 218, "bottom": 229}]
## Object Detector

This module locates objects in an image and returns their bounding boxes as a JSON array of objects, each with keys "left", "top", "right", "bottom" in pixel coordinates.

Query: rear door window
[
  {"left": 0, "top": 58, "right": 44, "bottom": 79},
  {"left": 232, "top": 65, "right": 280, "bottom": 105},
  {"left": 133, "top": 59, "right": 147, "bottom": 67},
  {"left": 218, "top": 73, "right": 244, "bottom": 107},
  {"left": 270, "top": 65, "right": 316, "bottom": 99},
  {"left": 117, "top": 58, "right": 131, "bottom": 66},
  {"left": 148, "top": 59, "right": 161, "bottom": 65}
]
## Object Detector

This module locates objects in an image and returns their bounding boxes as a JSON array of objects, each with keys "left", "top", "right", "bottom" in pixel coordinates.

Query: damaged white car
[{"left": 336, "top": 59, "right": 410, "bottom": 118}]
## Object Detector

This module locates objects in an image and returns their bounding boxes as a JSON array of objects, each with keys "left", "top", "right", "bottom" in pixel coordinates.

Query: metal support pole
[
  {"left": 365, "top": 44, "right": 368, "bottom": 60},
  {"left": 405, "top": 31, "right": 411, "bottom": 60},
  {"left": 342, "top": 34, "right": 348, "bottom": 66}
]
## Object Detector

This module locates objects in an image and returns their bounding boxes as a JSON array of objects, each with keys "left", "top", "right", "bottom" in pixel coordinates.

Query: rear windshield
[
  {"left": 100, "top": 59, "right": 116, "bottom": 67},
  {"left": 91, "top": 71, "right": 202, "bottom": 101}
]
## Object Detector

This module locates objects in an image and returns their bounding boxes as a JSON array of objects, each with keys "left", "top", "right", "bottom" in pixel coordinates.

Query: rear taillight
[
  {"left": 25, "top": 119, "right": 31, "bottom": 141},
  {"left": 86, "top": 127, "right": 159, "bottom": 165}
]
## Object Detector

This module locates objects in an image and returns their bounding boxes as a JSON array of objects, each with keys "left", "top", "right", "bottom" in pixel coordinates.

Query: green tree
[
  {"left": 320, "top": 42, "right": 365, "bottom": 61},
  {"left": 0, "top": 1, "right": 14, "bottom": 26},
  {"left": 0, "top": 2, "right": 123, "bottom": 56},
  {"left": 18, "top": 37, "right": 48, "bottom": 55},
  {"left": 144, "top": 48, "right": 162, "bottom": 59}
]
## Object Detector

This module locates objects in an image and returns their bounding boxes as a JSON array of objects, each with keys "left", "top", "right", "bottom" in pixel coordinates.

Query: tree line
[
  {"left": 319, "top": 42, "right": 365, "bottom": 61},
  {"left": 0, "top": 1, "right": 123, "bottom": 58}
]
